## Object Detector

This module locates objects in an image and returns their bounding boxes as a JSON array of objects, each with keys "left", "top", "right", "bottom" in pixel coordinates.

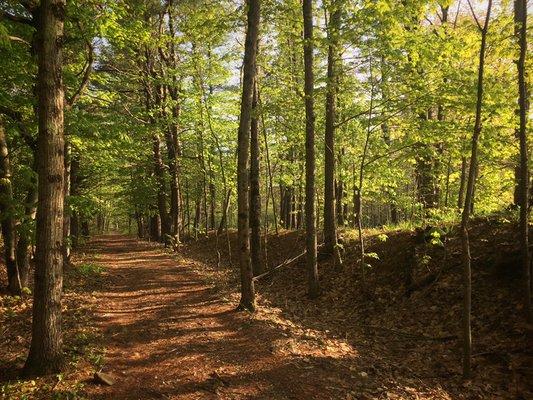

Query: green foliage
[
  {"left": 0, "top": 0, "right": 526, "bottom": 238},
  {"left": 75, "top": 262, "right": 105, "bottom": 278},
  {"left": 377, "top": 233, "right": 388, "bottom": 242}
]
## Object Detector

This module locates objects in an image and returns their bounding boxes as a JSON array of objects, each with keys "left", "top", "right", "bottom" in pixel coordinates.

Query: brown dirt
[
  {"left": 84, "top": 235, "right": 360, "bottom": 399},
  {"left": 1, "top": 219, "right": 531, "bottom": 399}
]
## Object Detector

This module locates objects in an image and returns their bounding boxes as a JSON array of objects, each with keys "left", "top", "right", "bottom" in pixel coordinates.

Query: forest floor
[{"left": 1, "top": 216, "right": 532, "bottom": 399}]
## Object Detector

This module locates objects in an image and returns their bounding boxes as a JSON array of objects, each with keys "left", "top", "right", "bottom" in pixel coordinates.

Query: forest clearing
[{"left": 0, "top": 0, "right": 531, "bottom": 399}]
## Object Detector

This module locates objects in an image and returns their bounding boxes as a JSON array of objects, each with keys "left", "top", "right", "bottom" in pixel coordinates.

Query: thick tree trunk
[
  {"left": 236, "top": 0, "right": 260, "bottom": 311},
  {"left": 303, "top": 0, "right": 319, "bottom": 298},
  {"left": 323, "top": 1, "right": 341, "bottom": 255},
  {"left": 24, "top": 0, "right": 66, "bottom": 376},
  {"left": 0, "top": 123, "right": 21, "bottom": 294},
  {"left": 460, "top": 1, "right": 492, "bottom": 378},
  {"left": 514, "top": 0, "right": 530, "bottom": 322},
  {"left": 250, "top": 78, "right": 262, "bottom": 276}
]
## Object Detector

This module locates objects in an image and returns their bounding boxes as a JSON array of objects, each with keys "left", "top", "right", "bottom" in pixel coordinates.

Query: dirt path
[{"left": 84, "top": 235, "right": 353, "bottom": 400}]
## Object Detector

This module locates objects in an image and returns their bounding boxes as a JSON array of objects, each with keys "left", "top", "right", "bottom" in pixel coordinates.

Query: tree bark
[
  {"left": 514, "top": 0, "right": 530, "bottom": 322},
  {"left": 24, "top": 0, "right": 66, "bottom": 376},
  {"left": 62, "top": 141, "right": 71, "bottom": 263},
  {"left": 165, "top": 0, "right": 182, "bottom": 245},
  {"left": 303, "top": 0, "right": 319, "bottom": 298},
  {"left": 17, "top": 178, "right": 37, "bottom": 289},
  {"left": 0, "top": 123, "right": 21, "bottom": 294},
  {"left": 236, "top": 0, "right": 260, "bottom": 312},
  {"left": 258, "top": 89, "right": 278, "bottom": 234},
  {"left": 69, "top": 154, "right": 79, "bottom": 248},
  {"left": 460, "top": 0, "right": 492, "bottom": 379},
  {"left": 250, "top": 78, "right": 262, "bottom": 276},
  {"left": 323, "top": 0, "right": 341, "bottom": 255},
  {"left": 164, "top": 118, "right": 181, "bottom": 245},
  {"left": 152, "top": 133, "right": 170, "bottom": 243},
  {"left": 458, "top": 155, "right": 467, "bottom": 209}
]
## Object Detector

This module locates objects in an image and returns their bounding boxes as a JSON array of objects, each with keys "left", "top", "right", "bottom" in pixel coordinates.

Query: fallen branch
[
  {"left": 253, "top": 244, "right": 324, "bottom": 281},
  {"left": 367, "top": 325, "right": 457, "bottom": 342}
]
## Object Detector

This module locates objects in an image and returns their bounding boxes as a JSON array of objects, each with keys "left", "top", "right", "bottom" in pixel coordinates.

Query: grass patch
[{"left": 74, "top": 262, "right": 105, "bottom": 277}]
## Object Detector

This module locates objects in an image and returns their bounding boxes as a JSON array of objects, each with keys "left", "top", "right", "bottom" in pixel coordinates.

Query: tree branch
[
  {"left": 363, "top": 141, "right": 421, "bottom": 167},
  {"left": 8, "top": 35, "right": 30, "bottom": 46},
  {"left": 67, "top": 41, "right": 94, "bottom": 107},
  {"left": 1, "top": 11, "right": 34, "bottom": 26},
  {"left": 466, "top": 0, "right": 482, "bottom": 31}
]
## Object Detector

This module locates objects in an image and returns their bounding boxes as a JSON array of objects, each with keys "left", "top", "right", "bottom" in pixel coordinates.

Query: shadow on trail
[{"left": 85, "top": 235, "right": 360, "bottom": 400}]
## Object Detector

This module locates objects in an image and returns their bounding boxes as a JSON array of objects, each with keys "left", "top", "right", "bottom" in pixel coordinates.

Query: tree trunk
[
  {"left": 17, "top": 182, "right": 37, "bottom": 289},
  {"left": 236, "top": 0, "right": 260, "bottom": 311},
  {"left": 323, "top": 0, "right": 341, "bottom": 255},
  {"left": 185, "top": 179, "right": 191, "bottom": 237},
  {"left": 460, "top": 1, "right": 492, "bottom": 379},
  {"left": 164, "top": 123, "right": 181, "bottom": 245},
  {"left": 24, "top": 0, "right": 66, "bottom": 376},
  {"left": 458, "top": 156, "right": 467, "bottom": 209},
  {"left": 258, "top": 89, "right": 278, "bottom": 234},
  {"left": 444, "top": 154, "right": 452, "bottom": 207},
  {"left": 63, "top": 142, "right": 71, "bottom": 263},
  {"left": 153, "top": 133, "right": 170, "bottom": 243},
  {"left": 81, "top": 219, "right": 90, "bottom": 239},
  {"left": 250, "top": 78, "right": 262, "bottom": 276},
  {"left": 303, "top": 0, "right": 319, "bottom": 298},
  {"left": 165, "top": 0, "right": 182, "bottom": 245},
  {"left": 69, "top": 154, "right": 79, "bottom": 248},
  {"left": 194, "top": 196, "right": 200, "bottom": 240},
  {"left": 16, "top": 150, "right": 38, "bottom": 289},
  {"left": 0, "top": 123, "right": 21, "bottom": 294},
  {"left": 514, "top": 0, "right": 530, "bottom": 322},
  {"left": 336, "top": 179, "right": 344, "bottom": 226},
  {"left": 218, "top": 189, "right": 231, "bottom": 235},
  {"left": 150, "top": 214, "right": 160, "bottom": 241}
]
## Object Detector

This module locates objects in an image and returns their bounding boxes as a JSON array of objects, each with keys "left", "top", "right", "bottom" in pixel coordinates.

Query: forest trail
[{"left": 84, "top": 235, "right": 352, "bottom": 400}]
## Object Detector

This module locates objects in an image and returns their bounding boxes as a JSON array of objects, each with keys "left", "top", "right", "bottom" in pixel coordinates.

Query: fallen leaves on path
[{"left": 1, "top": 218, "right": 531, "bottom": 399}]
